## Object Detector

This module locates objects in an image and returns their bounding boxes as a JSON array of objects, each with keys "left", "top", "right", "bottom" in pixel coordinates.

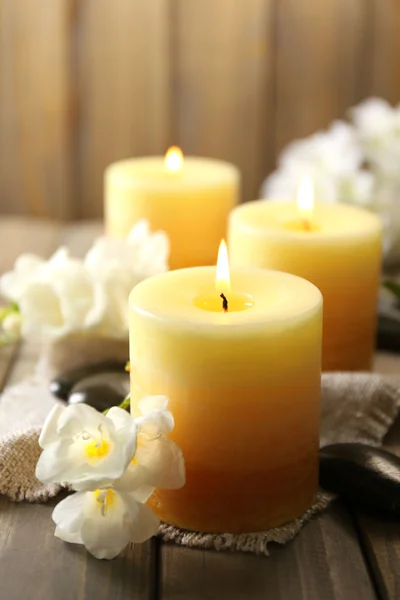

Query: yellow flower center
[
  {"left": 94, "top": 489, "right": 116, "bottom": 516},
  {"left": 85, "top": 438, "right": 110, "bottom": 460},
  {"left": 130, "top": 433, "right": 145, "bottom": 467}
]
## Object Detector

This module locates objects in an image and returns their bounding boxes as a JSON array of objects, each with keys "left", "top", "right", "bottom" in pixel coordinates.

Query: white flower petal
[
  {"left": 19, "top": 282, "right": 65, "bottom": 337},
  {"left": 126, "top": 498, "right": 160, "bottom": 544},
  {"left": 38, "top": 405, "right": 66, "bottom": 448},
  {"left": 129, "top": 484, "right": 155, "bottom": 503},
  {"left": 127, "top": 220, "right": 150, "bottom": 245},
  {"left": 52, "top": 493, "right": 86, "bottom": 544},
  {"left": 36, "top": 441, "right": 77, "bottom": 483},
  {"left": 0, "top": 254, "right": 44, "bottom": 300},
  {"left": 57, "top": 403, "right": 112, "bottom": 438},
  {"left": 106, "top": 407, "right": 137, "bottom": 460},
  {"left": 80, "top": 500, "right": 132, "bottom": 560},
  {"left": 115, "top": 435, "right": 185, "bottom": 491},
  {"left": 138, "top": 436, "right": 185, "bottom": 489},
  {"left": 136, "top": 412, "right": 174, "bottom": 438},
  {"left": 36, "top": 403, "right": 138, "bottom": 491}
]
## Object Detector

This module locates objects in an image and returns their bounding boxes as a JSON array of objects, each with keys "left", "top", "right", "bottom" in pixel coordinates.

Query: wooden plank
[
  {"left": 352, "top": 384, "right": 400, "bottom": 600},
  {"left": 0, "top": 496, "right": 155, "bottom": 600},
  {"left": 369, "top": 0, "right": 400, "bottom": 103},
  {"left": 159, "top": 503, "right": 377, "bottom": 600},
  {"left": 336, "top": 0, "right": 373, "bottom": 114},
  {"left": 355, "top": 512, "right": 400, "bottom": 600},
  {"left": 0, "top": 343, "right": 18, "bottom": 392},
  {"left": 275, "top": 0, "right": 340, "bottom": 153},
  {"left": 0, "top": 0, "right": 75, "bottom": 218},
  {"left": 274, "top": 0, "right": 375, "bottom": 151},
  {"left": 174, "top": 0, "right": 274, "bottom": 202},
  {"left": 77, "top": 0, "right": 171, "bottom": 218}
]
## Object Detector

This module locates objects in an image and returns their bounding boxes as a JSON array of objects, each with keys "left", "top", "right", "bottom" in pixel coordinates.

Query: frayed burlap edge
[
  {"left": 0, "top": 427, "right": 63, "bottom": 502},
  {"left": 157, "top": 491, "right": 334, "bottom": 555}
]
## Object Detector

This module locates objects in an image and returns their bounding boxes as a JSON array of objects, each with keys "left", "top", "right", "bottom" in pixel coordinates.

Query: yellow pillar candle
[
  {"left": 228, "top": 187, "right": 382, "bottom": 372},
  {"left": 129, "top": 244, "right": 322, "bottom": 533},
  {"left": 105, "top": 148, "right": 240, "bottom": 269}
]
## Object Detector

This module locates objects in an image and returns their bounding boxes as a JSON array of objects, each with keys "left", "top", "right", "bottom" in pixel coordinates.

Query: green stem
[{"left": 103, "top": 394, "right": 131, "bottom": 416}]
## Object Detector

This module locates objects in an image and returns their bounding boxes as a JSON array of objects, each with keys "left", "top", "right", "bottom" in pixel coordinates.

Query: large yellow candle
[
  {"left": 228, "top": 191, "right": 382, "bottom": 372},
  {"left": 129, "top": 249, "right": 322, "bottom": 533},
  {"left": 105, "top": 149, "right": 240, "bottom": 269}
]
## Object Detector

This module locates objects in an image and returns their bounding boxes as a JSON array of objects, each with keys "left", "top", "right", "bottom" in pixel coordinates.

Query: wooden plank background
[{"left": 0, "top": 0, "right": 399, "bottom": 219}]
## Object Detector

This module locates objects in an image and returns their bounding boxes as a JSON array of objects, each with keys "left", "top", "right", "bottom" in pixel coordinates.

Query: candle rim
[
  {"left": 105, "top": 156, "right": 240, "bottom": 190},
  {"left": 229, "top": 200, "right": 383, "bottom": 243},
  {"left": 129, "top": 266, "right": 322, "bottom": 331}
]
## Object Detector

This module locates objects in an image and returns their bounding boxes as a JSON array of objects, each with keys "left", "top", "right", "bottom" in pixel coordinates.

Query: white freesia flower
[
  {"left": 0, "top": 247, "right": 106, "bottom": 339},
  {"left": 84, "top": 220, "right": 169, "bottom": 337},
  {"left": 352, "top": 98, "right": 400, "bottom": 177},
  {"left": 278, "top": 121, "right": 363, "bottom": 177},
  {"left": 36, "top": 396, "right": 185, "bottom": 560},
  {"left": 0, "top": 254, "right": 45, "bottom": 300},
  {"left": 52, "top": 486, "right": 160, "bottom": 559},
  {"left": 0, "top": 220, "right": 170, "bottom": 341},
  {"left": 36, "top": 404, "right": 137, "bottom": 491},
  {"left": 261, "top": 120, "right": 368, "bottom": 204},
  {"left": 117, "top": 396, "right": 185, "bottom": 492}
]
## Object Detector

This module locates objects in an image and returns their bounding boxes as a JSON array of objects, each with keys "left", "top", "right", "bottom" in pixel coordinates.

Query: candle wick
[{"left": 220, "top": 293, "right": 228, "bottom": 312}]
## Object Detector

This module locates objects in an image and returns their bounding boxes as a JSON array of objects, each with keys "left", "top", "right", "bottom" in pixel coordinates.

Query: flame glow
[
  {"left": 216, "top": 239, "right": 231, "bottom": 294},
  {"left": 297, "top": 176, "right": 314, "bottom": 216},
  {"left": 165, "top": 146, "right": 184, "bottom": 171}
]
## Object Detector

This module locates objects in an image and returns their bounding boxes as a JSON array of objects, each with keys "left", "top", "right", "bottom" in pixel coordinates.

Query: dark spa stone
[
  {"left": 67, "top": 372, "right": 130, "bottom": 412},
  {"left": 376, "top": 315, "right": 400, "bottom": 353},
  {"left": 319, "top": 443, "right": 400, "bottom": 515},
  {"left": 49, "top": 361, "right": 127, "bottom": 400}
]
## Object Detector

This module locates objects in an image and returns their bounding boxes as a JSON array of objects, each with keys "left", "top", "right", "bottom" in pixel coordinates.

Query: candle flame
[
  {"left": 216, "top": 239, "right": 231, "bottom": 295},
  {"left": 165, "top": 146, "right": 184, "bottom": 171},
  {"left": 297, "top": 176, "right": 314, "bottom": 218}
]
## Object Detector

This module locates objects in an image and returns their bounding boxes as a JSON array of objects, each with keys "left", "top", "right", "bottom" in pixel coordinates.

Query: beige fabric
[{"left": 0, "top": 372, "right": 399, "bottom": 555}]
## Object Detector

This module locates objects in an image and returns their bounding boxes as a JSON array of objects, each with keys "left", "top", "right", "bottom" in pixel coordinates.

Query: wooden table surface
[{"left": 1, "top": 216, "right": 400, "bottom": 600}]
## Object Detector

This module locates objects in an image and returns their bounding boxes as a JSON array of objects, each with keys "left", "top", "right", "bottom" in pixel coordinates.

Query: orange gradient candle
[
  {"left": 228, "top": 179, "right": 383, "bottom": 371},
  {"left": 129, "top": 242, "right": 322, "bottom": 533},
  {"left": 105, "top": 148, "right": 240, "bottom": 269}
]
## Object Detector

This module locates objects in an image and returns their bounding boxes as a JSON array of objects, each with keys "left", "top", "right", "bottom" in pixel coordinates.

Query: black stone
[
  {"left": 67, "top": 372, "right": 130, "bottom": 412},
  {"left": 376, "top": 314, "right": 400, "bottom": 353},
  {"left": 319, "top": 443, "right": 400, "bottom": 515},
  {"left": 49, "top": 361, "right": 127, "bottom": 400}
]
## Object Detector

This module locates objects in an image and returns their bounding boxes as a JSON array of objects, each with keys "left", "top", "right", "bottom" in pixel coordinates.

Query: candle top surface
[
  {"left": 230, "top": 201, "right": 383, "bottom": 241},
  {"left": 106, "top": 156, "right": 239, "bottom": 189},
  {"left": 129, "top": 266, "right": 322, "bottom": 329}
]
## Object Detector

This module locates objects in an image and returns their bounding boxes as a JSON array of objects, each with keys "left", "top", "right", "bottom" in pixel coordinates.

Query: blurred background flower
[{"left": 261, "top": 98, "right": 400, "bottom": 267}]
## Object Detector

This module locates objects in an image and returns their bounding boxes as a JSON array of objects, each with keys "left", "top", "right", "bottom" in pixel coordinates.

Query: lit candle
[
  {"left": 228, "top": 181, "right": 383, "bottom": 371},
  {"left": 129, "top": 242, "right": 322, "bottom": 533},
  {"left": 104, "top": 148, "right": 240, "bottom": 269}
]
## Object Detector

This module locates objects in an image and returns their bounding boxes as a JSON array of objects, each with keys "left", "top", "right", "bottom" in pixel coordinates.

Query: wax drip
[{"left": 220, "top": 293, "right": 228, "bottom": 312}]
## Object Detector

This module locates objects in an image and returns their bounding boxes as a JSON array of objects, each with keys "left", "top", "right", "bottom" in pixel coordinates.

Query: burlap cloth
[{"left": 0, "top": 370, "right": 399, "bottom": 556}]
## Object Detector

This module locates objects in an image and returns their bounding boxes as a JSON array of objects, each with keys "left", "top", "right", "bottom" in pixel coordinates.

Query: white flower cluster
[
  {"left": 36, "top": 397, "right": 185, "bottom": 559},
  {"left": 0, "top": 220, "right": 169, "bottom": 341},
  {"left": 261, "top": 98, "right": 400, "bottom": 263}
]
